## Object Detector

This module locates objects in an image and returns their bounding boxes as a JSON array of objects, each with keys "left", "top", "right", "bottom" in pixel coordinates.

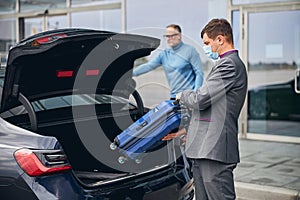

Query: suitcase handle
[
  {"left": 172, "top": 99, "right": 180, "bottom": 105},
  {"left": 136, "top": 120, "right": 148, "bottom": 131}
]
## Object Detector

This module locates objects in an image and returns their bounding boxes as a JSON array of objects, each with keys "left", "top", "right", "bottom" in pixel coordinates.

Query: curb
[{"left": 235, "top": 182, "right": 300, "bottom": 200}]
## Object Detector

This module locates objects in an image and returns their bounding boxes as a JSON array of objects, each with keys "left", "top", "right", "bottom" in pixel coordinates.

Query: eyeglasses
[{"left": 163, "top": 33, "right": 179, "bottom": 39}]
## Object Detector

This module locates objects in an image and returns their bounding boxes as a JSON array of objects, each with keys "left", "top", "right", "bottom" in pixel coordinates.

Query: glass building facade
[{"left": 0, "top": 0, "right": 299, "bottom": 143}]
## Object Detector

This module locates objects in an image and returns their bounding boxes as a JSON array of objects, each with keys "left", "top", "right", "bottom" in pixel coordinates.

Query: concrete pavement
[{"left": 235, "top": 139, "right": 300, "bottom": 200}]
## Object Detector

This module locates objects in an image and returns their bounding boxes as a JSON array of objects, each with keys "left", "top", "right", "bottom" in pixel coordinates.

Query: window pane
[
  {"left": 232, "top": 0, "right": 296, "bottom": 5},
  {"left": 71, "top": 0, "right": 121, "bottom": 7},
  {"left": 0, "top": 1, "right": 16, "bottom": 14},
  {"left": 24, "top": 17, "right": 43, "bottom": 38},
  {"left": 232, "top": 11, "right": 240, "bottom": 51},
  {"left": 48, "top": 15, "right": 68, "bottom": 30},
  {"left": 71, "top": 10, "right": 121, "bottom": 32},
  {"left": 247, "top": 10, "right": 300, "bottom": 137},
  {"left": 20, "top": 0, "right": 66, "bottom": 12},
  {"left": 24, "top": 16, "right": 68, "bottom": 38},
  {"left": 0, "top": 19, "right": 16, "bottom": 67}
]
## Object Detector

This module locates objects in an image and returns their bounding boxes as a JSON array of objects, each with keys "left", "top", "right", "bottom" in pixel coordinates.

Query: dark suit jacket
[{"left": 180, "top": 50, "right": 247, "bottom": 164}]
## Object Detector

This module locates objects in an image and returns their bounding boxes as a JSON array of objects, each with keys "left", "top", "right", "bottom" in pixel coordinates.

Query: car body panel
[
  {"left": 248, "top": 77, "right": 300, "bottom": 120},
  {"left": 0, "top": 117, "right": 58, "bottom": 178}
]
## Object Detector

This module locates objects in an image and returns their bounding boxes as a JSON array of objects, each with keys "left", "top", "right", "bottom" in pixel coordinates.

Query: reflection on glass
[
  {"left": 0, "top": 19, "right": 16, "bottom": 66},
  {"left": 48, "top": 15, "right": 68, "bottom": 30},
  {"left": 296, "top": 69, "right": 300, "bottom": 94},
  {"left": 24, "top": 16, "right": 68, "bottom": 38},
  {"left": 20, "top": 0, "right": 66, "bottom": 12},
  {"left": 247, "top": 10, "right": 300, "bottom": 137},
  {"left": 71, "top": 10, "right": 121, "bottom": 32},
  {"left": 0, "top": 1, "right": 16, "bottom": 13},
  {"left": 71, "top": 0, "right": 121, "bottom": 7},
  {"left": 232, "top": 0, "right": 295, "bottom": 5},
  {"left": 232, "top": 11, "right": 240, "bottom": 51},
  {"left": 24, "top": 18, "right": 43, "bottom": 38},
  {"left": 1, "top": 94, "right": 132, "bottom": 116}
]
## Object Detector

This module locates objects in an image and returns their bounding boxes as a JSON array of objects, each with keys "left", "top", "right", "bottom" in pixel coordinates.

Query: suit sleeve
[{"left": 180, "top": 59, "right": 236, "bottom": 110}]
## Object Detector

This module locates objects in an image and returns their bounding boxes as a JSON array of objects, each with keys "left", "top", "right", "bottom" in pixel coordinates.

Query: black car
[
  {"left": 0, "top": 29, "right": 194, "bottom": 200},
  {"left": 248, "top": 74, "right": 300, "bottom": 120}
]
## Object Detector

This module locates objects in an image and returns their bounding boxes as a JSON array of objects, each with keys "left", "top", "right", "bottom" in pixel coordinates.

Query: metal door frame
[
  {"left": 0, "top": 0, "right": 126, "bottom": 42},
  {"left": 228, "top": 0, "right": 300, "bottom": 143}
]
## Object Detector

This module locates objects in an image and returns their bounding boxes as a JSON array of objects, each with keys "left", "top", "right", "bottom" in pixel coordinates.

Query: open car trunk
[
  {"left": 3, "top": 101, "right": 175, "bottom": 186},
  {"left": 44, "top": 104, "right": 173, "bottom": 184},
  {"left": 0, "top": 29, "right": 180, "bottom": 186}
]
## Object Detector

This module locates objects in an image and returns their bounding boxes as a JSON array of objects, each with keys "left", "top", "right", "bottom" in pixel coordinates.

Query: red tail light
[
  {"left": 56, "top": 70, "right": 74, "bottom": 78},
  {"left": 32, "top": 33, "right": 67, "bottom": 46},
  {"left": 14, "top": 149, "right": 71, "bottom": 177}
]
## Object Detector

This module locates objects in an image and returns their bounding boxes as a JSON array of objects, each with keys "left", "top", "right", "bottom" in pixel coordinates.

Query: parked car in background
[
  {"left": 248, "top": 74, "right": 300, "bottom": 120},
  {"left": 0, "top": 29, "right": 194, "bottom": 200}
]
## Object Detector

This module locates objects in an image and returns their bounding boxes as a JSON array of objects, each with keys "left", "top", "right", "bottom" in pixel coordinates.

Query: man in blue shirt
[{"left": 132, "top": 24, "right": 204, "bottom": 99}]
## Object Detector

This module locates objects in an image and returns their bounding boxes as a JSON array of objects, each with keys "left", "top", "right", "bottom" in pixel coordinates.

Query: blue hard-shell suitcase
[{"left": 110, "top": 100, "right": 189, "bottom": 164}]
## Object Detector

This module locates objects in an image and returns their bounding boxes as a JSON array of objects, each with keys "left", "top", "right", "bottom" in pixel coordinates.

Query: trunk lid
[{"left": 1, "top": 28, "right": 160, "bottom": 112}]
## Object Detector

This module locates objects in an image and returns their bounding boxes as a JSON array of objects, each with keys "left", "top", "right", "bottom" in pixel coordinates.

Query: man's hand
[
  {"left": 175, "top": 92, "right": 182, "bottom": 100},
  {"left": 162, "top": 128, "right": 187, "bottom": 141}
]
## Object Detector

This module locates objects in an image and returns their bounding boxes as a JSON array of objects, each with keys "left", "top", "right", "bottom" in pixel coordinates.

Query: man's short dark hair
[
  {"left": 166, "top": 24, "right": 182, "bottom": 33},
  {"left": 201, "top": 18, "right": 233, "bottom": 44}
]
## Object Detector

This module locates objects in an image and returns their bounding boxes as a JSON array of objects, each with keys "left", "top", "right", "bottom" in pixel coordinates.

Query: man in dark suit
[{"left": 170, "top": 18, "right": 248, "bottom": 199}]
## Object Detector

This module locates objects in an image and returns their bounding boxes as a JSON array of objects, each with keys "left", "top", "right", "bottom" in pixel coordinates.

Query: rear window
[
  {"left": 0, "top": 94, "right": 136, "bottom": 118},
  {"left": 0, "top": 69, "right": 5, "bottom": 87}
]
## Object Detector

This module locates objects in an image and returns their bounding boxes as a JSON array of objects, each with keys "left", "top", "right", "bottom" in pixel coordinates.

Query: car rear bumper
[{"left": 21, "top": 166, "right": 194, "bottom": 200}]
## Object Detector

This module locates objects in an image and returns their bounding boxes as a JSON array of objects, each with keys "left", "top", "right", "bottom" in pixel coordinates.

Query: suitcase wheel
[
  {"left": 135, "top": 158, "right": 142, "bottom": 164},
  {"left": 110, "top": 142, "right": 117, "bottom": 150},
  {"left": 118, "top": 156, "right": 127, "bottom": 164}
]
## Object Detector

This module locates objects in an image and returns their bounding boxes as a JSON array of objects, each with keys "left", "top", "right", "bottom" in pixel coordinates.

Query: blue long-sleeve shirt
[{"left": 133, "top": 42, "right": 204, "bottom": 98}]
